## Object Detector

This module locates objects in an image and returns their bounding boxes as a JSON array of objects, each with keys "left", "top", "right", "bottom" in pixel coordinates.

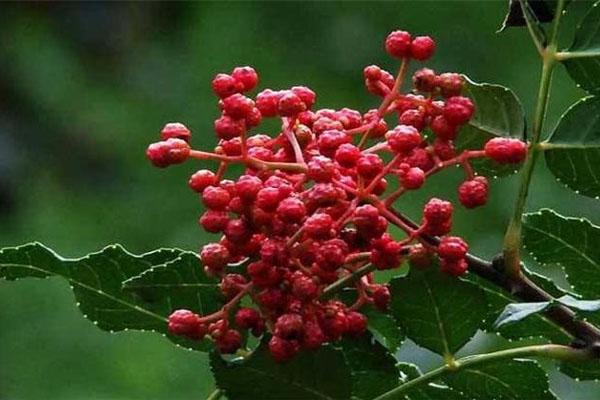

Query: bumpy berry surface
[{"left": 147, "top": 29, "right": 528, "bottom": 362}]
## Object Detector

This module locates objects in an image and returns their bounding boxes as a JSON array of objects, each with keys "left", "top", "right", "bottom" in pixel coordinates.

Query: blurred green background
[{"left": 1, "top": 1, "right": 600, "bottom": 399}]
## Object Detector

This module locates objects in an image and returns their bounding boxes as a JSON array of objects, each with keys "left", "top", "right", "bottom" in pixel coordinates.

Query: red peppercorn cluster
[{"left": 146, "top": 30, "right": 528, "bottom": 361}]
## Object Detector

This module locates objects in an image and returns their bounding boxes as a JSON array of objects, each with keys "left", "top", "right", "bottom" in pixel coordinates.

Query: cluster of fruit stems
[
  {"left": 190, "top": 59, "right": 487, "bottom": 322},
  {"left": 202, "top": 9, "right": 600, "bottom": 398}
]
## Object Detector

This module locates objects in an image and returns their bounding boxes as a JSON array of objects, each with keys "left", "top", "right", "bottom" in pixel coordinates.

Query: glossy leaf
[
  {"left": 390, "top": 268, "right": 488, "bottom": 356},
  {"left": 544, "top": 96, "right": 600, "bottom": 198},
  {"left": 523, "top": 209, "right": 600, "bottom": 298},
  {"left": 562, "top": 1, "right": 600, "bottom": 93},
  {"left": 443, "top": 359, "right": 557, "bottom": 400},
  {"left": 336, "top": 334, "right": 400, "bottom": 400},
  {"left": 456, "top": 77, "right": 525, "bottom": 177},
  {"left": 0, "top": 242, "right": 221, "bottom": 351},
  {"left": 397, "top": 363, "right": 466, "bottom": 400},
  {"left": 210, "top": 339, "right": 352, "bottom": 400},
  {"left": 498, "top": 0, "right": 556, "bottom": 31}
]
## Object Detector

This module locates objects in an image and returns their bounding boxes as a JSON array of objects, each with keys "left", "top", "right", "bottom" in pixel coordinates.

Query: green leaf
[
  {"left": 498, "top": 0, "right": 556, "bottom": 32},
  {"left": 390, "top": 267, "right": 488, "bottom": 356},
  {"left": 0, "top": 242, "right": 221, "bottom": 351},
  {"left": 494, "top": 301, "right": 552, "bottom": 329},
  {"left": 560, "top": 358, "right": 600, "bottom": 381},
  {"left": 397, "top": 363, "right": 466, "bottom": 400},
  {"left": 467, "top": 269, "right": 572, "bottom": 344},
  {"left": 210, "top": 340, "right": 352, "bottom": 400},
  {"left": 523, "top": 209, "right": 600, "bottom": 298},
  {"left": 455, "top": 77, "right": 525, "bottom": 177},
  {"left": 562, "top": 1, "right": 600, "bottom": 93},
  {"left": 361, "top": 304, "right": 405, "bottom": 352},
  {"left": 336, "top": 334, "right": 400, "bottom": 400},
  {"left": 443, "top": 359, "right": 557, "bottom": 400},
  {"left": 544, "top": 96, "right": 600, "bottom": 198}
]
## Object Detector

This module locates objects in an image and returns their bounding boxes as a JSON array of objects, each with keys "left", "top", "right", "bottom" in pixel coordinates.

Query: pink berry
[
  {"left": 413, "top": 68, "right": 437, "bottom": 92},
  {"left": 401, "top": 167, "right": 425, "bottom": 189},
  {"left": 386, "top": 125, "right": 422, "bottom": 154},
  {"left": 356, "top": 153, "right": 384, "bottom": 179},
  {"left": 484, "top": 138, "right": 527, "bottom": 164},
  {"left": 200, "top": 243, "right": 230, "bottom": 272},
  {"left": 423, "top": 197, "right": 453, "bottom": 224},
  {"left": 438, "top": 236, "right": 469, "bottom": 261},
  {"left": 458, "top": 176, "right": 489, "bottom": 209},
  {"left": 256, "top": 89, "right": 282, "bottom": 117},
  {"left": 304, "top": 213, "right": 334, "bottom": 239},
  {"left": 202, "top": 186, "right": 231, "bottom": 210},
  {"left": 430, "top": 115, "right": 459, "bottom": 140},
  {"left": 444, "top": 96, "right": 475, "bottom": 125},
  {"left": 335, "top": 143, "right": 361, "bottom": 168},
  {"left": 291, "top": 86, "right": 316, "bottom": 109},
  {"left": 222, "top": 93, "right": 255, "bottom": 119},
  {"left": 146, "top": 138, "right": 190, "bottom": 168},
  {"left": 160, "top": 122, "right": 191, "bottom": 142},
  {"left": 232, "top": 66, "right": 259, "bottom": 92},
  {"left": 214, "top": 115, "right": 245, "bottom": 140},
  {"left": 409, "top": 36, "right": 436, "bottom": 60},
  {"left": 385, "top": 30, "right": 412, "bottom": 58},
  {"left": 212, "top": 73, "right": 241, "bottom": 98},
  {"left": 278, "top": 91, "right": 306, "bottom": 116}
]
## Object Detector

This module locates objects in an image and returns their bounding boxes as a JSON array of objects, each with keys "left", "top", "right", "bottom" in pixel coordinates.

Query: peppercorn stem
[
  {"left": 373, "top": 344, "right": 592, "bottom": 400},
  {"left": 502, "top": 0, "right": 564, "bottom": 278},
  {"left": 321, "top": 263, "right": 376, "bottom": 299},
  {"left": 206, "top": 388, "right": 223, "bottom": 400}
]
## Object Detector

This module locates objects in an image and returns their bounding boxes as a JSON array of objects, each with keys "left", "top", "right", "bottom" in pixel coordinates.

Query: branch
[
  {"left": 372, "top": 344, "right": 593, "bottom": 400},
  {"left": 385, "top": 206, "right": 600, "bottom": 348}
]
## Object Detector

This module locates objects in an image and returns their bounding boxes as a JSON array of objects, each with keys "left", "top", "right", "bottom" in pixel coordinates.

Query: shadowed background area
[{"left": 1, "top": 1, "right": 600, "bottom": 399}]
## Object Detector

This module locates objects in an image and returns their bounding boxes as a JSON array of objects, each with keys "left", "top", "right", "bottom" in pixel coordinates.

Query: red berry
[
  {"left": 216, "top": 329, "right": 242, "bottom": 354},
  {"left": 168, "top": 309, "right": 200, "bottom": 336},
  {"left": 345, "top": 311, "right": 367, "bottom": 335},
  {"left": 276, "top": 197, "right": 306, "bottom": 223},
  {"left": 222, "top": 93, "right": 255, "bottom": 119},
  {"left": 220, "top": 274, "right": 247, "bottom": 298},
  {"left": 405, "top": 148, "right": 434, "bottom": 172},
  {"left": 484, "top": 138, "right": 527, "bottom": 164},
  {"left": 291, "top": 273, "right": 319, "bottom": 301},
  {"left": 386, "top": 125, "right": 422, "bottom": 154},
  {"left": 371, "top": 235, "right": 403, "bottom": 270},
  {"left": 313, "top": 117, "right": 344, "bottom": 136},
  {"left": 399, "top": 109, "right": 426, "bottom": 131},
  {"left": 432, "top": 139, "right": 455, "bottom": 161},
  {"left": 431, "top": 115, "right": 459, "bottom": 140},
  {"left": 259, "top": 288, "right": 286, "bottom": 310},
  {"left": 235, "top": 307, "right": 261, "bottom": 329},
  {"left": 291, "top": 86, "right": 317, "bottom": 109},
  {"left": 308, "top": 156, "right": 337, "bottom": 183},
  {"left": 385, "top": 30, "right": 412, "bottom": 58},
  {"left": 364, "top": 109, "right": 389, "bottom": 138},
  {"left": 413, "top": 68, "right": 437, "bottom": 92},
  {"left": 189, "top": 170, "right": 217, "bottom": 193},
  {"left": 275, "top": 313, "right": 304, "bottom": 340},
  {"left": 401, "top": 167, "right": 425, "bottom": 189},
  {"left": 440, "top": 258, "right": 469, "bottom": 277},
  {"left": 316, "top": 239, "right": 348, "bottom": 272},
  {"left": 437, "top": 73, "right": 465, "bottom": 98},
  {"left": 408, "top": 244, "right": 433, "bottom": 269},
  {"left": 335, "top": 143, "right": 361, "bottom": 168},
  {"left": 256, "top": 89, "right": 282, "bottom": 117},
  {"left": 202, "top": 186, "right": 231, "bottom": 210},
  {"left": 409, "top": 36, "right": 436, "bottom": 60},
  {"left": 200, "top": 243, "right": 230, "bottom": 272},
  {"left": 458, "top": 176, "right": 489, "bottom": 209},
  {"left": 336, "top": 108, "right": 362, "bottom": 129},
  {"left": 161, "top": 122, "right": 191, "bottom": 142},
  {"left": 199, "top": 210, "right": 229, "bottom": 233},
  {"left": 212, "top": 73, "right": 241, "bottom": 98},
  {"left": 304, "top": 213, "right": 334, "bottom": 239},
  {"left": 245, "top": 107, "right": 262, "bottom": 128},
  {"left": 214, "top": 115, "right": 245, "bottom": 140},
  {"left": 317, "top": 129, "right": 351, "bottom": 158},
  {"left": 256, "top": 187, "right": 282, "bottom": 212},
  {"left": 146, "top": 138, "right": 190, "bottom": 168},
  {"left": 438, "top": 236, "right": 469, "bottom": 261},
  {"left": 444, "top": 96, "right": 474, "bottom": 125},
  {"left": 278, "top": 91, "right": 306, "bottom": 116},
  {"left": 353, "top": 205, "right": 380, "bottom": 231},
  {"left": 356, "top": 154, "right": 384, "bottom": 179},
  {"left": 373, "top": 285, "right": 391, "bottom": 311},
  {"left": 235, "top": 175, "right": 263, "bottom": 203},
  {"left": 364, "top": 65, "right": 382, "bottom": 80},
  {"left": 232, "top": 66, "right": 259, "bottom": 92},
  {"left": 269, "top": 336, "right": 300, "bottom": 362},
  {"left": 423, "top": 197, "right": 453, "bottom": 224},
  {"left": 302, "top": 321, "right": 327, "bottom": 349},
  {"left": 224, "top": 219, "right": 252, "bottom": 245}
]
